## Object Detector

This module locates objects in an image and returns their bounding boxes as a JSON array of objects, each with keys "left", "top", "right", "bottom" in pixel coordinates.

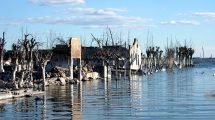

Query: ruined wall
[{"left": 130, "top": 38, "right": 142, "bottom": 70}]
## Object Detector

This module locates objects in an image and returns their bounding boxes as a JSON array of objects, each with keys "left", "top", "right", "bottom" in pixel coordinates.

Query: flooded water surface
[{"left": 1, "top": 64, "right": 215, "bottom": 120}]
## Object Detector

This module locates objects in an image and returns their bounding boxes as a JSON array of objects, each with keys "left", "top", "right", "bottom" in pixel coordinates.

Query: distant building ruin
[{"left": 129, "top": 38, "right": 142, "bottom": 71}]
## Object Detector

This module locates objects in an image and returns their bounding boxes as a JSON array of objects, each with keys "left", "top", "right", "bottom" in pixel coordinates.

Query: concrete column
[
  {"left": 70, "top": 58, "right": 73, "bottom": 80},
  {"left": 79, "top": 58, "right": 82, "bottom": 81},
  {"left": 104, "top": 64, "right": 107, "bottom": 79}
]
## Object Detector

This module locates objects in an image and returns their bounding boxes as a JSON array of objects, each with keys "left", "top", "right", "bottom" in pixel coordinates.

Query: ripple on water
[{"left": 1, "top": 66, "right": 215, "bottom": 119}]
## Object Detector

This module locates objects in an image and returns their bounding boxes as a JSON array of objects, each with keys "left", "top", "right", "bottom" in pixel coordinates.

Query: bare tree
[
  {"left": 22, "top": 34, "right": 39, "bottom": 70},
  {"left": 35, "top": 50, "right": 52, "bottom": 90},
  {"left": 165, "top": 48, "right": 175, "bottom": 69},
  {"left": 22, "top": 34, "right": 39, "bottom": 83},
  {"left": 0, "top": 32, "right": 6, "bottom": 73},
  {"left": 164, "top": 38, "right": 175, "bottom": 70},
  {"left": 108, "top": 27, "right": 115, "bottom": 46},
  {"left": 22, "top": 35, "right": 30, "bottom": 70},
  {"left": 55, "top": 37, "right": 67, "bottom": 45},
  {"left": 91, "top": 33, "right": 102, "bottom": 48},
  {"left": 188, "top": 48, "right": 194, "bottom": 66},
  {"left": 29, "top": 36, "right": 39, "bottom": 71},
  {"left": 17, "top": 39, "right": 28, "bottom": 88},
  {"left": 10, "top": 35, "right": 42, "bottom": 89}
]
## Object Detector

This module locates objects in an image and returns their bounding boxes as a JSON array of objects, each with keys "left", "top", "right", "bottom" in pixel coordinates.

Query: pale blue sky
[{"left": 0, "top": 0, "right": 215, "bottom": 57}]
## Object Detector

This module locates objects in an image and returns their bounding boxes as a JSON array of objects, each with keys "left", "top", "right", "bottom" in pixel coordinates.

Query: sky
[{"left": 0, "top": 0, "right": 215, "bottom": 57}]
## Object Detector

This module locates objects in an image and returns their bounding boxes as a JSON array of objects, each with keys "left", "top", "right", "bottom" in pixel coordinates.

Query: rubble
[
  {"left": 82, "top": 72, "right": 100, "bottom": 81},
  {"left": 50, "top": 66, "right": 69, "bottom": 77},
  {"left": 58, "top": 77, "right": 66, "bottom": 86}
]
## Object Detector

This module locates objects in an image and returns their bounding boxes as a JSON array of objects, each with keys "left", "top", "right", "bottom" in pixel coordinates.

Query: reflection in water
[
  {"left": 0, "top": 104, "right": 5, "bottom": 112},
  {"left": 46, "top": 84, "right": 83, "bottom": 120},
  {"left": 1, "top": 66, "right": 215, "bottom": 119}
]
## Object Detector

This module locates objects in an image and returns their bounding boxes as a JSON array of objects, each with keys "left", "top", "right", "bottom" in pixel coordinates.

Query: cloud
[
  {"left": 57, "top": 7, "right": 127, "bottom": 16},
  {"left": 0, "top": 17, "right": 21, "bottom": 26},
  {"left": 193, "top": 12, "right": 215, "bottom": 18},
  {"left": 26, "top": 15, "right": 151, "bottom": 29},
  {"left": 26, "top": 2, "right": 153, "bottom": 29},
  {"left": 0, "top": 22, "right": 20, "bottom": 26},
  {"left": 28, "top": 0, "right": 85, "bottom": 6},
  {"left": 160, "top": 20, "right": 200, "bottom": 25},
  {"left": 26, "top": 15, "right": 143, "bottom": 25},
  {"left": 83, "top": 24, "right": 156, "bottom": 29}
]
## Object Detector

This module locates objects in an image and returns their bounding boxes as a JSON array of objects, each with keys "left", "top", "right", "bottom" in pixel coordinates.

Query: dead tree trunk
[
  {"left": 12, "top": 59, "right": 18, "bottom": 82},
  {"left": 18, "top": 70, "right": 25, "bottom": 88},
  {"left": 166, "top": 48, "right": 175, "bottom": 69},
  {"left": 11, "top": 43, "right": 21, "bottom": 89},
  {"left": 0, "top": 52, "right": 4, "bottom": 73},
  {"left": 42, "top": 66, "right": 46, "bottom": 91},
  {"left": 0, "top": 32, "right": 6, "bottom": 73}
]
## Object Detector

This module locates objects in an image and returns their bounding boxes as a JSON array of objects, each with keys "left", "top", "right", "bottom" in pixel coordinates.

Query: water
[{"left": 1, "top": 64, "right": 215, "bottom": 120}]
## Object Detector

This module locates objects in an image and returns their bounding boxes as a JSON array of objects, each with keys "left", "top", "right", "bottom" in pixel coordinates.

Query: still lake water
[{"left": 1, "top": 63, "right": 215, "bottom": 120}]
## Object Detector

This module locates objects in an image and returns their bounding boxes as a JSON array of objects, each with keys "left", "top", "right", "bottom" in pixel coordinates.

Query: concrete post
[
  {"left": 79, "top": 58, "right": 82, "bottom": 81},
  {"left": 70, "top": 58, "right": 73, "bottom": 80},
  {"left": 104, "top": 64, "right": 107, "bottom": 79}
]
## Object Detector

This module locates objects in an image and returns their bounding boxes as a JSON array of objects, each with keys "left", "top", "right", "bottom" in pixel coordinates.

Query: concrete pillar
[
  {"left": 70, "top": 58, "right": 73, "bottom": 80},
  {"left": 79, "top": 59, "right": 82, "bottom": 81},
  {"left": 104, "top": 64, "right": 107, "bottom": 79}
]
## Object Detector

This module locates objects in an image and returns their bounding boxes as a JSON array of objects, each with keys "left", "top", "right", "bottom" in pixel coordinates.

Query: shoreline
[{"left": 0, "top": 89, "right": 45, "bottom": 100}]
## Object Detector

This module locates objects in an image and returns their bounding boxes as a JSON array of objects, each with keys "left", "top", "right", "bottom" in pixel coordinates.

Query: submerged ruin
[{"left": 0, "top": 31, "right": 195, "bottom": 95}]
